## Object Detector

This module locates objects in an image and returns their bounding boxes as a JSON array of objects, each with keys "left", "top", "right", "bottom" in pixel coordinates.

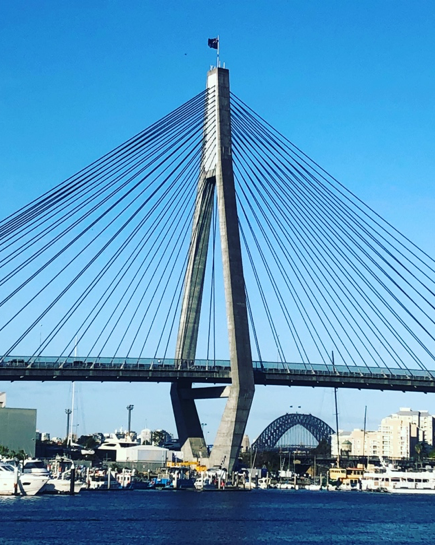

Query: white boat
[
  {"left": 194, "top": 467, "right": 227, "bottom": 490},
  {"left": 44, "top": 473, "right": 85, "bottom": 494},
  {"left": 362, "top": 467, "right": 435, "bottom": 494},
  {"left": 0, "top": 462, "right": 19, "bottom": 495},
  {"left": 0, "top": 461, "right": 48, "bottom": 496},
  {"left": 23, "top": 458, "right": 84, "bottom": 494}
]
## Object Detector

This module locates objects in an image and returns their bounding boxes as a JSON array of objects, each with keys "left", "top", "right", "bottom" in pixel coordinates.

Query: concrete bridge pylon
[{"left": 171, "top": 67, "right": 255, "bottom": 473}]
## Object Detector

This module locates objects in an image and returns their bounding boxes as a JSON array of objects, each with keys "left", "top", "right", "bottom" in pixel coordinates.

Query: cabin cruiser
[
  {"left": 0, "top": 461, "right": 48, "bottom": 496},
  {"left": 96, "top": 432, "right": 139, "bottom": 461},
  {"left": 23, "top": 458, "right": 84, "bottom": 494}
]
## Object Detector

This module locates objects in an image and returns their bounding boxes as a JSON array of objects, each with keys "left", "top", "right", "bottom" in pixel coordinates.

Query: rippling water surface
[{"left": 1, "top": 490, "right": 435, "bottom": 544}]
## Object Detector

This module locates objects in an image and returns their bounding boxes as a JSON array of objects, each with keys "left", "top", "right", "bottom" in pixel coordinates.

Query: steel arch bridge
[{"left": 252, "top": 413, "right": 335, "bottom": 451}]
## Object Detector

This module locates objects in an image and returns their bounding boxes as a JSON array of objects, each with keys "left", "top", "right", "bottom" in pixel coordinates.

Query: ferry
[
  {"left": 328, "top": 466, "right": 364, "bottom": 490},
  {"left": 361, "top": 467, "right": 435, "bottom": 494}
]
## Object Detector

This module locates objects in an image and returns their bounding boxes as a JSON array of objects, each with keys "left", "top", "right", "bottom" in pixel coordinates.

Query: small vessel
[
  {"left": 328, "top": 466, "right": 364, "bottom": 491},
  {"left": 44, "top": 470, "right": 85, "bottom": 494},
  {"left": 0, "top": 461, "right": 48, "bottom": 496},
  {"left": 23, "top": 458, "right": 84, "bottom": 494},
  {"left": 85, "top": 468, "right": 122, "bottom": 490},
  {"left": 194, "top": 467, "right": 227, "bottom": 491}
]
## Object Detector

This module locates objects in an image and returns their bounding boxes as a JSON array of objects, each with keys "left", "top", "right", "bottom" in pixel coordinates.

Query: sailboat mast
[
  {"left": 69, "top": 337, "right": 78, "bottom": 446},
  {"left": 363, "top": 405, "right": 367, "bottom": 465},
  {"left": 332, "top": 351, "right": 340, "bottom": 467},
  {"left": 69, "top": 382, "right": 75, "bottom": 446}
]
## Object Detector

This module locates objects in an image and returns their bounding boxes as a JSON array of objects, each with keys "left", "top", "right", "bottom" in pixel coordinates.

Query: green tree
[{"left": 415, "top": 442, "right": 423, "bottom": 467}]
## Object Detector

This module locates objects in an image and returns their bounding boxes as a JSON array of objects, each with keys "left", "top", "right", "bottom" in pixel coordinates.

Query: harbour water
[{"left": 1, "top": 490, "right": 435, "bottom": 544}]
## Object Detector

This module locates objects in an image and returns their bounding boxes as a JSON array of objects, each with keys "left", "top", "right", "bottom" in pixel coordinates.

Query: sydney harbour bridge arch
[{"left": 252, "top": 413, "right": 335, "bottom": 452}]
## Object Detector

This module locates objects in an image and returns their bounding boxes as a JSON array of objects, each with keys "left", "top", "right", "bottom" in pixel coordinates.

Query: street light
[
  {"left": 65, "top": 409, "right": 72, "bottom": 442},
  {"left": 127, "top": 405, "right": 134, "bottom": 433}
]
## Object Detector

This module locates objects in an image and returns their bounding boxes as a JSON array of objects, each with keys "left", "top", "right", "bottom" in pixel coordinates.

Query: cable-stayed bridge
[{"left": 2, "top": 66, "right": 435, "bottom": 471}]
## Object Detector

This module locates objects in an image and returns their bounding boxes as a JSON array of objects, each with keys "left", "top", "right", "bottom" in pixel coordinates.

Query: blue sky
[{"left": 1, "top": 1, "right": 435, "bottom": 444}]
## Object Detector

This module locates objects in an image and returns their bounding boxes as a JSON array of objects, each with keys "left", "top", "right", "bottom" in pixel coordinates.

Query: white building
[
  {"left": 331, "top": 407, "right": 435, "bottom": 460},
  {"left": 379, "top": 407, "right": 434, "bottom": 459}
]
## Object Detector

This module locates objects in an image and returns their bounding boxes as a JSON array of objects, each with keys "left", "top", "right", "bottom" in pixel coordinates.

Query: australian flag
[{"left": 208, "top": 37, "right": 219, "bottom": 50}]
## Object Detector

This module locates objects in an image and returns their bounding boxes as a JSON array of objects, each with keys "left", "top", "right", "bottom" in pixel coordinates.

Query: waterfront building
[
  {"left": 331, "top": 407, "right": 434, "bottom": 460},
  {"left": 0, "top": 393, "right": 37, "bottom": 456},
  {"left": 382, "top": 408, "right": 435, "bottom": 447},
  {"left": 379, "top": 407, "right": 435, "bottom": 458}
]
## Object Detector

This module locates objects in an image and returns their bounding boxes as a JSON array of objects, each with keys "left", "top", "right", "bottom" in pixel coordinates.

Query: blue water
[{"left": 1, "top": 490, "right": 435, "bottom": 544}]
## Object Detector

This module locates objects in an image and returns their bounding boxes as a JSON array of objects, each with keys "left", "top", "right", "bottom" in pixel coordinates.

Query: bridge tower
[{"left": 170, "top": 67, "right": 255, "bottom": 473}]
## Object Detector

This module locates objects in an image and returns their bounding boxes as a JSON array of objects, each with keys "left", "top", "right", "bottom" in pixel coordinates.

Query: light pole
[
  {"left": 65, "top": 408, "right": 72, "bottom": 442},
  {"left": 127, "top": 405, "right": 134, "bottom": 434},
  {"left": 200, "top": 423, "right": 208, "bottom": 459}
]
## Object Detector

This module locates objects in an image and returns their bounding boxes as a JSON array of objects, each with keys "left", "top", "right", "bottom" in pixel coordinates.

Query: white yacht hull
[
  {"left": 43, "top": 478, "right": 84, "bottom": 494},
  {"left": 19, "top": 475, "right": 49, "bottom": 496}
]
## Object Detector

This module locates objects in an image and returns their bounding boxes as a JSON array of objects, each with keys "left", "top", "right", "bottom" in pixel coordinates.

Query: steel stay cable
[
  {"left": 237, "top": 215, "right": 290, "bottom": 365},
  {"left": 245, "top": 288, "right": 262, "bottom": 365},
  {"left": 235, "top": 165, "right": 328, "bottom": 366},
  {"left": 232, "top": 134, "right": 338, "bottom": 365},
  {"left": 0, "top": 115, "right": 205, "bottom": 304},
  {"left": 0, "top": 137, "right": 204, "bottom": 358},
  {"left": 230, "top": 92, "right": 435, "bottom": 273},
  {"left": 239, "top": 140, "right": 420, "bottom": 373},
  {"left": 86, "top": 150, "right": 204, "bottom": 360},
  {"left": 155, "top": 154, "right": 220, "bottom": 361},
  {"left": 233, "top": 150, "right": 356, "bottom": 368},
  {"left": 0, "top": 93, "right": 211, "bottom": 261},
  {"left": 234, "top": 140, "right": 393, "bottom": 372},
  {"left": 0, "top": 90, "right": 209, "bottom": 235},
  {"left": 232, "top": 125, "right": 404, "bottom": 370},
  {"left": 232, "top": 115, "right": 435, "bottom": 362},
  {"left": 239, "top": 147, "right": 413, "bottom": 372},
  {"left": 232, "top": 120, "right": 433, "bottom": 371},
  {"left": 231, "top": 105, "right": 435, "bottom": 307},
  {"left": 126, "top": 137, "right": 218, "bottom": 360},
  {"left": 0, "top": 110, "right": 208, "bottom": 282},
  {"left": 39, "top": 145, "right": 202, "bottom": 360},
  {"left": 233, "top": 120, "right": 428, "bottom": 370},
  {"left": 124, "top": 139, "right": 218, "bottom": 359}
]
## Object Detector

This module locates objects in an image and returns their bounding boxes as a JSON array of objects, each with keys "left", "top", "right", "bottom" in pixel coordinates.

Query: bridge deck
[{"left": 1, "top": 356, "right": 435, "bottom": 393}]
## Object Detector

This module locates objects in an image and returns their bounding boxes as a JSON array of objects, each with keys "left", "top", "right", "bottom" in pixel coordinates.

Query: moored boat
[
  {"left": 0, "top": 461, "right": 48, "bottom": 496},
  {"left": 361, "top": 467, "right": 435, "bottom": 494}
]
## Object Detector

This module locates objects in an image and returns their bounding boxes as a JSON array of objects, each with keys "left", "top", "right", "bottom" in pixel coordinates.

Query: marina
[{"left": 5, "top": 451, "right": 435, "bottom": 496}]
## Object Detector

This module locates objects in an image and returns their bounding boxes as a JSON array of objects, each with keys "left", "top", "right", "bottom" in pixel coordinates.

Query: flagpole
[{"left": 217, "top": 35, "right": 220, "bottom": 68}]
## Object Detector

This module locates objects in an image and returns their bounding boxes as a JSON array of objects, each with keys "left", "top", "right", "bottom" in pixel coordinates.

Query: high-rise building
[{"left": 331, "top": 407, "right": 435, "bottom": 460}]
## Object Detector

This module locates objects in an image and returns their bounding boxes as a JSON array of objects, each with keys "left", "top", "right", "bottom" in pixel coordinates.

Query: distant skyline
[{"left": 1, "top": 1, "right": 435, "bottom": 442}]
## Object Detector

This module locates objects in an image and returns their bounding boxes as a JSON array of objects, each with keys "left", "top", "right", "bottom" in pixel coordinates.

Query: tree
[{"left": 415, "top": 442, "right": 424, "bottom": 467}]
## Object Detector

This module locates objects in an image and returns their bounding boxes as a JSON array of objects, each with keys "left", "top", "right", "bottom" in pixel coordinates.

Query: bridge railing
[{"left": 1, "top": 355, "right": 434, "bottom": 381}]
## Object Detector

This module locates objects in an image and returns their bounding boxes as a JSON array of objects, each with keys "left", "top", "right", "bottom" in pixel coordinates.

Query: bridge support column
[
  {"left": 171, "top": 174, "right": 215, "bottom": 461},
  {"left": 172, "top": 67, "right": 254, "bottom": 473},
  {"left": 207, "top": 68, "right": 254, "bottom": 473}
]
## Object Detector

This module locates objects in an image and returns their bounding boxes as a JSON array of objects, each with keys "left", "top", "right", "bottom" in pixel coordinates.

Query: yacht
[
  {"left": 0, "top": 461, "right": 48, "bottom": 496},
  {"left": 23, "top": 458, "right": 84, "bottom": 494},
  {"left": 96, "top": 432, "right": 139, "bottom": 461}
]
